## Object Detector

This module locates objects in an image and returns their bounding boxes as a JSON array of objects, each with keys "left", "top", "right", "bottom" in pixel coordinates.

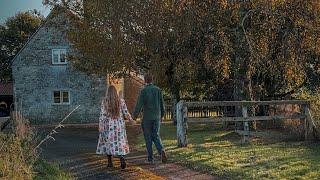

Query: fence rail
[
  {"left": 176, "top": 100, "right": 318, "bottom": 147},
  {"left": 164, "top": 100, "right": 222, "bottom": 121}
]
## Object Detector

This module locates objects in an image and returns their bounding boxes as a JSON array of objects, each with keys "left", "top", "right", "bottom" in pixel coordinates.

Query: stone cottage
[{"left": 11, "top": 7, "right": 143, "bottom": 124}]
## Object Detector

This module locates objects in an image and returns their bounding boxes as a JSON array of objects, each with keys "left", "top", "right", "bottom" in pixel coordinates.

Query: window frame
[
  {"left": 52, "top": 90, "right": 70, "bottom": 105},
  {"left": 51, "top": 49, "right": 67, "bottom": 65}
]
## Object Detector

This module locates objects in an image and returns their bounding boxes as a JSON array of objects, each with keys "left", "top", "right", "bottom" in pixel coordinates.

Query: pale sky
[{"left": 0, "top": 0, "right": 50, "bottom": 24}]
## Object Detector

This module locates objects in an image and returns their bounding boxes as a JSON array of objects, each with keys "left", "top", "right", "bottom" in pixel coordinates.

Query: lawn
[
  {"left": 134, "top": 123, "right": 320, "bottom": 179},
  {"left": 33, "top": 160, "right": 73, "bottom": 180}
]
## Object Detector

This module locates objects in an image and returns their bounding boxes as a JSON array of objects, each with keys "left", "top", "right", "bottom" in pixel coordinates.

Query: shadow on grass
[{"left": 154, "top": 123, "right": 320, "bottom": 179}]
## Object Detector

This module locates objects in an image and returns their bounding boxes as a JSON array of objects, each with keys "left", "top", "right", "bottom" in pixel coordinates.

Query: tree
[
  {"left": 0, "top": 10, "right": 44, "bottom": 82},
  {"left": 44, "top": 0, "right": 233, "bottom": 122},
  {"left": 43, "top": 0, "right": 320, "bottom": 123},
  {"left": 228, "top": 0, "right": 320, "bottom": 101}
]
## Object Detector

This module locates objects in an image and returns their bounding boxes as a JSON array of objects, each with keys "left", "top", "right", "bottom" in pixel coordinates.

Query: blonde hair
[{"left": 104, "top": 85, "right": 120, "bottom": 119}]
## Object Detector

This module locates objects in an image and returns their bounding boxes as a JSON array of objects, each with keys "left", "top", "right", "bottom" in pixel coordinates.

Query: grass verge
[
  {"left": 134, "top": 123, "right": 320, "bottom": 179},
  {"left": 33, "top": 159, "right": 72, "bottom": 180},
  {"left": 0, "top": 132, "right": 72, "bottom": 179}
]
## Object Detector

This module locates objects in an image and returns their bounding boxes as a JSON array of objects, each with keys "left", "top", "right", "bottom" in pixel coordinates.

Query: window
[
  {"left": 52, "top": 49, "right": 67, "bottom": 64},
  {"left": 53, "top": 91, "right": 70, "bottom": 104}
]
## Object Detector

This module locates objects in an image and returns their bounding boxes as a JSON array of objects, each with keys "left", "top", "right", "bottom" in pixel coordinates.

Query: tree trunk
[
  {"left": 244, "top": 74, "right": 257, "bottom": 130},
  {"left": 233, "top": 76, "right": 245, "bottom": 130},
  {"left": 166, "top": 61, "right": 180, "bottom": 125},
  {"left": 171, "top": 87, "right": 180, "bottom": 125}
]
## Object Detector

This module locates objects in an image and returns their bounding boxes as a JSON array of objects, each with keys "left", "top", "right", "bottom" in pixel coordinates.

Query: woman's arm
[{"left": 121, "top": 99, "right": 134, "bottom": 122}]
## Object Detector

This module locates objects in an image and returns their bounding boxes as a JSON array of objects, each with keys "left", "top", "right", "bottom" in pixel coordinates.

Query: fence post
[
  {"left": 302, "top": 104, "right": 308, "bottom": 140},
  {"left": 242, "top": 106, "right": 249, "bottom": 141},
  {"left": 303, "top": 103, "right": 318, "bottom": 140},
  {"left": 177, "top": 100, "right": 188, "bottom": 147}
]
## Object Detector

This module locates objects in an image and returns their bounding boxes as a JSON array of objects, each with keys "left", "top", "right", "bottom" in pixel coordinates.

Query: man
[{"left": 133, "top": 74, "right": 167, "bottom": 163}]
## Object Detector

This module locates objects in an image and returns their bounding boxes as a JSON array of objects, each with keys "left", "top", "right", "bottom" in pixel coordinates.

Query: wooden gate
[{"left": 176, "top": 100, "right": 318, "bottom": 147}]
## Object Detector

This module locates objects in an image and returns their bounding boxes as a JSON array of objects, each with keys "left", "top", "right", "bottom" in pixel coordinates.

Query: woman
[{"left": 96, "top": 85, "right": 134, "bottom": 169}]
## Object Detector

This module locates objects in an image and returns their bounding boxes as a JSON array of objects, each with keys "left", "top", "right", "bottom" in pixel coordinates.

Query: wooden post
[
  {"left": 304, "top": 104, "right": 318, "bottom": 140},
  {"left": 242, "top": 106, "right": 249, "bottom": 141},
  {"left": 177, "top": 100, "right": 188, "bottom": 147},
  {"left": 222, "top": 106, "right": 228, "bottom": 130},
  {"left": 172, "top": 96, "right": 178, "bottom": 125},
  {"left": 301, "top": 104, "right": 309, "bottom": 140},
  {"left": 303, "top": 104, "right": 308, "bottom": 140}
]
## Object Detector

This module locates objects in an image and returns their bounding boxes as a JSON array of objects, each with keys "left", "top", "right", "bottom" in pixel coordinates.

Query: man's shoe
[
  {"left": 153, "top": 153, "right": 161, "bottom": 161},
  {"left": 161, "top": 150, "right": 167, "bottom": 163},
  {"left": 144, "top": 159, "right": 155, "bottom": 164}
]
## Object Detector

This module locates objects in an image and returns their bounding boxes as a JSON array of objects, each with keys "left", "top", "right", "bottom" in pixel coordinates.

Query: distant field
[{"left": 134, "top": 124, "right": 320, "bottom": 179}]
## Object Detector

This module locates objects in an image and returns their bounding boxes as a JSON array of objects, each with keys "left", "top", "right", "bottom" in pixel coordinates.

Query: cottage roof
[{"left": 11, "top": 5, "right": 75, "bottom": 64}]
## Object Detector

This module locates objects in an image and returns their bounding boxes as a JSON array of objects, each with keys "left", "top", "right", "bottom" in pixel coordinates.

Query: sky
[{"left": 0, "top": 0, "right": 50, "bottom": 24}]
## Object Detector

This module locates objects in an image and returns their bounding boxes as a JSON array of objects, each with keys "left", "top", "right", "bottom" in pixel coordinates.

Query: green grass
[
  {"left": 135, "top": 124, "right": 320, "bottom": 179},
  {"left": 33, "top": 159, "right": 73, "bottom": 180}
]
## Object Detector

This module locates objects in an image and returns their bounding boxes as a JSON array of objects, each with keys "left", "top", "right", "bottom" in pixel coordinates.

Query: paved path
[{"left": 40, "top": 125, "right": 217, "bottom": 180}]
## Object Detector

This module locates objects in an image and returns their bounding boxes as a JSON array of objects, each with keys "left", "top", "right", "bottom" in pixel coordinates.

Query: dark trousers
[{"left": 141, "top": 120, "right": 164, "bottom": 161}]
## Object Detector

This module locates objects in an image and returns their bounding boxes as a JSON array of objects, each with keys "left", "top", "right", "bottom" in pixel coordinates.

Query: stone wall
[{"left": 12, "top": 7, "right": 107, "bottom": 124}]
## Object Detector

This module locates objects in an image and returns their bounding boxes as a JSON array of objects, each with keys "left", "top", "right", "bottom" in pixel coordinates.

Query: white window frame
[
  {"left": 52, "top": 49, "right": 67, "bottom": 65},
  {"left": 52, "top": 90, "right": 70, "bottom": 105}
]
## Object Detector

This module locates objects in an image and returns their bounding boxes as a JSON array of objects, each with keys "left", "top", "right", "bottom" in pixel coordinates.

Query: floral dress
[{"left": 96, "top": 99, "right": 130, "bottom": 156}]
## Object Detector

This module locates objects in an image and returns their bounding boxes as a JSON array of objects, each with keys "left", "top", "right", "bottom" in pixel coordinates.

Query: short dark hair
[{"left": 144, "top": 74, "right": 153, "bottom": 84}]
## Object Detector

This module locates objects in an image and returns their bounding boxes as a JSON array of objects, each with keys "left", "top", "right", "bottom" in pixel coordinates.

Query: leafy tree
[
  {"left": 44, "top": 0, "right": 232, "bottom": 122},
  {"left": 229, "top": 0, "right": 320, "bottom": 101},
  {"left": 0, "top": 10, "right": 44, "bottom": 82},
  {"left": 43, "top": 0, "right": 320, "bottom": 122}
]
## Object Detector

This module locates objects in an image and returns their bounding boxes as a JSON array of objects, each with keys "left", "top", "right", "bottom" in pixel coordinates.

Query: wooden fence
[
  {"left": 176, "top": 100, "right": 318, "bottom": 147},
  {"left": 164, "top": 99, "right": 221, "bottom": 121}
]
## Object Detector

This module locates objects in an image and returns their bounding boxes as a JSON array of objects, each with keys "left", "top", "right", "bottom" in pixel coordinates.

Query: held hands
[
  {"left": 132, "top": 114, "right": 137, "bottom": 121},
  {"left": 129, "top": 118, "right": 136, "bottom": 126},
  {"left": 126, "top": 114, "right": 136, "bottom": 126}
]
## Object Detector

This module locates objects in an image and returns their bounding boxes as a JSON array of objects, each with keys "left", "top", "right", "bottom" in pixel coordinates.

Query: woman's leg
[
  {"left": 107, "top": 155, "right": 113, "bottom": 168},
  {"left": 120, "top": 155, "right": 126, "bottom": 169}
]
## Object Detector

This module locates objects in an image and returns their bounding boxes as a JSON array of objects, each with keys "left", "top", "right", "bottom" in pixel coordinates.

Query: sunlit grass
[
  {"left": 134, "top": 124, "right": 320, "bottom": 179},
  {"left": 33, "top": 159, "right": 73, "bottom": 180}
]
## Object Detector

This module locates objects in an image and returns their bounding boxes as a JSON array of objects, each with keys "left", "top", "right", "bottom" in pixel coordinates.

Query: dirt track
[{"left": 40, "top": 125, "right": 217, "bottom": 180}]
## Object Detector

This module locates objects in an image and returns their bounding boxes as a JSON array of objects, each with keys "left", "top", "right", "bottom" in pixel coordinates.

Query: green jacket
[{"left": 133, "top": 84, "right": 165, "bottom": 121}]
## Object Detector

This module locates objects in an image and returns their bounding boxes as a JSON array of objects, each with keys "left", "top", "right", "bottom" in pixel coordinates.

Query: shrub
[
  {"left": 0, "top": 133, "right": 35, "bottom": 179},
  {"left": 293, "top": 88, "right": 320, "bottom": 129},
  {"left": 0, "top": 114, "right": 71, "bottom": 179},
  {"left": 0, "top": 111, "right": 36, "bottom": 179}
]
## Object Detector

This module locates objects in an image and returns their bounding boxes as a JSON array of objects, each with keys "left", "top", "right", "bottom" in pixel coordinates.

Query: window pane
[
  {"left": 52, "top": 50, "right": 59, "bottom": 63},
  {"left": 52, "top": 49, "right": 67, "bottom": 64},
  {"left": 53, "top": 91, "right": 61, "bottom": 103},
  {"left": 62, "top": 91, "right": 69, "bottom": 103},
  {"left": 60, "top": 50, "right": 66, "bottom": 63}
]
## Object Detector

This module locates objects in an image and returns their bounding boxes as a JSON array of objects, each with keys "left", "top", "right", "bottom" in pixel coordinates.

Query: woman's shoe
[
  {"left": 107, "top": 155, "right": 113, "bottom": 168},
  {"left": 107, "top": 162, "right": 113, "bottom": 168},
  {"left": 120, "top": 156, "right": 126, "bottom": 169}
]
